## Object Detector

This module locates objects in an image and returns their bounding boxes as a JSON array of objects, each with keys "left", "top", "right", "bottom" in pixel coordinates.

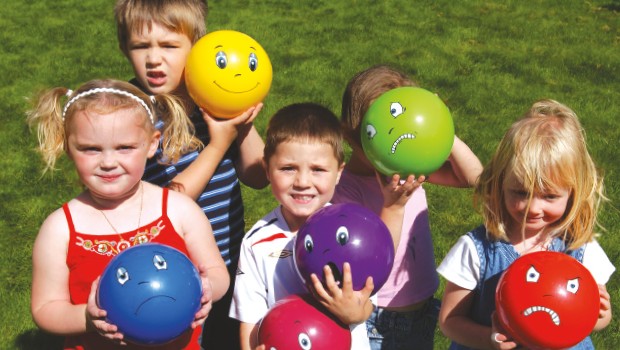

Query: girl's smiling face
[
  {"left": 265, "top": 140, "right": 343, "bottom": 232},
  {"left": 502, "top": 172, "right": 571, "bottom": 239},
  {"left": 66, "top": 108, "right": 159, "bottom": 203}
]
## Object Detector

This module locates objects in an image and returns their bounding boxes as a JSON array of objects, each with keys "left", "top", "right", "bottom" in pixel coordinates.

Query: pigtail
[
  {"left": 152, "top": 94, "right": 203, "bottom": 164},
  {"left": 26, "top": 87, "right": 70, "bottom": 172}
]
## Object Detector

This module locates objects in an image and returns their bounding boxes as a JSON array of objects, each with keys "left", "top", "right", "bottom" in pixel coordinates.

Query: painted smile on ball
[{"left": 213, "top": 81, "right": 260, "bottom": 94}]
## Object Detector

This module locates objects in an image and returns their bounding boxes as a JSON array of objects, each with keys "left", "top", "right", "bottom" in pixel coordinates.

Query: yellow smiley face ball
[{"left": 185, "top": 30, "right": 273, "bottom": 119}]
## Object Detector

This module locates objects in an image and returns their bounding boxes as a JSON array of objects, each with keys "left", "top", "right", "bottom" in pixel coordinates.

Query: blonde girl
[
  {"left": 437, "top": 99, "right": 614, "bottom": 349},
  {"left": 28, "top": 79, "right": 229, "bottom": 349}
]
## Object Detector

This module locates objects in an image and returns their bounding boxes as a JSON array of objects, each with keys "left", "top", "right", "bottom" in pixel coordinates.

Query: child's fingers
[
  {"left": 233, "top": 102, "right": 263, "bottom": 124},
  {"left": 247, "top": 102, "right": 264, "bottom": 122},
  {"left": 322, "top": 264, "right": 342, "bottom": 294},
  {"left": 309, "top": 273, "right": 331, "bottom": 302},
  {"left": 359, "top": 276, "right": 374, "bottom": 299},
  {"left": 340, "top": 262, "right": 353, "bottom": 293},
  {"left": 86, "top": 277, "right": 106, "bottom": 319}
]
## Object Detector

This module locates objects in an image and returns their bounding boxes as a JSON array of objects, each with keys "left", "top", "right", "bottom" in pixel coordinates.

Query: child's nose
[
  {"left": 528, "top": 198, "right": 544, "bottom": 214},
  {"left": 294, "top": 171, "right": 311, "bottom": 187},
  {"left": 100, "top": 151, "right": 118, "bottom": 168},
  {"left": 146, "top": 49, "right": 162, "bottom": 65}
]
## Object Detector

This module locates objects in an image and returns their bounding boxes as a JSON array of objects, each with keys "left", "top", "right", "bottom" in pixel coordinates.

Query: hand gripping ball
[
  {"left": 185, "top": 30, "right": 272, "bottom": 119},
  {"left": 361, "top": 87, "right": 455, "bottom": 176},
  {"left": 496, "top": 251, "right": 600, "bottom": 349},
  {"left": 294, "top": 203, "right": 395, "bottom": 295},
  {"left": 258, "top": 294, "right": 351, "bottom": 350},
  {"left": 97, "top": 243, "right": 202, "bottom": 346}
]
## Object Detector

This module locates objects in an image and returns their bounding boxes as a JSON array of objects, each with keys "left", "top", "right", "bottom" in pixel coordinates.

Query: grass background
[{"left": 1, "top": 0, "right": 618, "bottom": 349}]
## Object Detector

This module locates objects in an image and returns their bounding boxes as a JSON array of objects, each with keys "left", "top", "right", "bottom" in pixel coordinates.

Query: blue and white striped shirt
[{"left": 143, "top": 107, "right": 245, "bottom": 267}]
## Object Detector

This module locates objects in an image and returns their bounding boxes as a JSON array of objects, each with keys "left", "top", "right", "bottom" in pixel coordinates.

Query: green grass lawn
[{"left": 1, "top": 0, "right": 618, "bottom": 349}]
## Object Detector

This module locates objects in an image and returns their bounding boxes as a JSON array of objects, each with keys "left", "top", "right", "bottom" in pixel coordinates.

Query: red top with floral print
[{"left": 62, "top": 188, "right": 201, "bottom": 350}]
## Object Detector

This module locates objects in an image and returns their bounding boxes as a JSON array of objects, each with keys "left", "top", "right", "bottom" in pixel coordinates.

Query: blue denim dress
[{"left": 449, "top": 225, "right": 593, "bottom": 350}]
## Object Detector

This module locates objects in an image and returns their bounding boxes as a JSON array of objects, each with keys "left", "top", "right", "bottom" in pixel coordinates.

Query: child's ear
[
  {"left": 147, "top": 131, "right": 161, "bottom": 158},
  {"left": 262, "top": 158, "right": 270, "bottom": 181},
  {"left": 336, "top": 162, "right": 345, "bottom": 184}
]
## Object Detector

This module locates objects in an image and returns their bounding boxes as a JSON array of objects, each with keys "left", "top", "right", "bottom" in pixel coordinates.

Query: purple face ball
[{"left": 294, "top": 203, "right": 394, "bottom": 295}]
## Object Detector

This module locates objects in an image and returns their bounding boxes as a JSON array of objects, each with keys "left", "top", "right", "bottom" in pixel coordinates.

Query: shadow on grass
[
  {"left": 602, "top": 2, "right": 620, "bottom": 12},
  {"left": 15, "top": 329, "right": 63, "bottom": 350}
]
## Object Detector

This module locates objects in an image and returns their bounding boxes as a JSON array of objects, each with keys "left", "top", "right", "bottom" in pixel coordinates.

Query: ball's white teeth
[
  {"left": 391, "top": 133, "right": 416, "bottom": 154},
  {"left": 523, "top": 306, "right": 560, "bottom": 326}
]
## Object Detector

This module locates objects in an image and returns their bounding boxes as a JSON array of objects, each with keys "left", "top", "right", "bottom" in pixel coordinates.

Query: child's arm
[
  {"left": 240, "top": 321, "right": 259, "bottom": 350},
  {"left": 593, "top": 284, "right": 612, "bottom": 331},
  {"left": 168, "top": 190, "right": 230, "bottom": 303},
  {"left": 169, "top": 105, "right": 263, "bottom": 200},
  {"left": 309, "top": 262, "right": 374, "bottom": 325},
  {"left": 439, "top": 282, "right": 518, "bottom": 349},
  {"left": 233, "top": 103, "right": 269, "bottom": 189},
  {"left": 30, "top": 209, "right": 123, "bottom": 341},
  {"left": 377, "top": 173, "right": 422, "bottom": 250},
  {"left": 427, "top": 135, "right": 482, "bottom": 188}
]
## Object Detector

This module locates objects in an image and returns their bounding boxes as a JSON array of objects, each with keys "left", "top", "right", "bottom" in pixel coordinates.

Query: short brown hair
[
  {"left": 264, "top": 103, "right": 345, "bottom": 165},
  {"left": 341, "top": 65, "right": 416, "bottom": 145},
  {"left": 115, "top": 0, "right": 208, "bottom": 55}
]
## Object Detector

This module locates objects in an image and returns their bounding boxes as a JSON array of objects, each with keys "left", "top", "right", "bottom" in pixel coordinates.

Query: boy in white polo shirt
[{"left": 229, "top": 103, "right": 374, "bottom": 350}]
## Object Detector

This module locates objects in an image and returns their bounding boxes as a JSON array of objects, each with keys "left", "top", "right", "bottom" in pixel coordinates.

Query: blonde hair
[
  {"left": 27, "top": 79, "right": 201, "bottom": 171},
  {"left": 341, "top": 65, "right": 416, "bottom": 146},
  {"left": 115, "top": 0, "right": 208, "bottom": 56},
  {"left": 475, "top": 99, "right": 605, "bottom": 249},
  {"left": 264, "top": 103, "right": 345, "bottom": 166}
]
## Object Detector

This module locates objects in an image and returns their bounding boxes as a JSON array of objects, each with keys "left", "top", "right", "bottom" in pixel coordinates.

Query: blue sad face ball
[
  {"left": 294, "top": 203, "right": 395, "bottom": 295},
  {"left": 96, "top": 243, "right": 202, "bottom": 346},
  {"left": 361, "top": 86, "right": 455, "bottom": 176}
]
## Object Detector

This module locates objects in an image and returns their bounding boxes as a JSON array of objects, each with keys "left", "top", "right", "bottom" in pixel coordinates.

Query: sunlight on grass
[{"left": 2, "top": 0, "right": 618, "bottom": 348}]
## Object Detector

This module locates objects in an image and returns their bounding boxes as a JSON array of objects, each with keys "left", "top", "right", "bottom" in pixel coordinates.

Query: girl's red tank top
[{"left": 62, "top": 188, "right": 201, "bottom": 350}]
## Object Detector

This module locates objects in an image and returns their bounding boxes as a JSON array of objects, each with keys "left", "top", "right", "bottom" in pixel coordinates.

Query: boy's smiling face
[
  {"left": 126, "top": 22, "right": 192, "bottom": 96},
  {"left": 265, "top": 140, "right": 343, "bottom": 232}
]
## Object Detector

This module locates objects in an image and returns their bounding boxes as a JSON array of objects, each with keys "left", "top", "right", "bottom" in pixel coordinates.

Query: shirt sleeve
[
  {"left": 581, "top": 239, "right": 616, "bottom": 285},
  {"left": 229, "top": 237, "right": 269, "bottom": 324},
  {"left": 437, "top": 235, "right": 481, "bottom": 290}
]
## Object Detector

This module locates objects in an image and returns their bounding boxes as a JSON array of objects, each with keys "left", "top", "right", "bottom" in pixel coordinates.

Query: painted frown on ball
[
  {"left": 361, "top": 87, "right": 454, "bottom": 176},
  {"left": 185, "top": 30, "right": 272, "bottom": 119}
]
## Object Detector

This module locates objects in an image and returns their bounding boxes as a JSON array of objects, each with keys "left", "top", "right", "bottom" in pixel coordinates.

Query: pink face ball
[{"left": 258, "top": 294, "right": 351, "bottom": 350}]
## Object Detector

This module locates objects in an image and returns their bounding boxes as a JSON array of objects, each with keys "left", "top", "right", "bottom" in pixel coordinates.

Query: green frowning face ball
[{"left": 361, "top": 87, "right": 455, "bottom": 176}]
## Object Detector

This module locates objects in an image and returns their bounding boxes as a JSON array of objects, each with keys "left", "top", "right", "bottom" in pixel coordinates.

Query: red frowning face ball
[
  {"left": 496, "top": 251, "right": 599, "bottom": 349},
  {"left": 258, "top": 294, "right": 351, "bottom": 350}
]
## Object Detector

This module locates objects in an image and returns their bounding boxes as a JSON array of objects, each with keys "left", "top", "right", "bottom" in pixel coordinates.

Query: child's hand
[
  {"left": 490, "top": 311, "right": 519, "bottom": 349},
  {"left": 201, "top": 103, "right": 264, "bottom": 149},
  {"left": 309, "top": 262, "right": 374, "bottom": 325},
  {"left": 86, "top": 277, "right": 126, "bottom": 344},
  {"left": 255, "top": 346, "right": 266, "bottom": 350},
  {"left": 377, "top": 173, "right": 424, "bottom": 209},
  {"left": 192, "top": 264, "right": 214, "bottom": 329},
  {"left": 598, "top": 284, "right": 611, "bottom": 320}
]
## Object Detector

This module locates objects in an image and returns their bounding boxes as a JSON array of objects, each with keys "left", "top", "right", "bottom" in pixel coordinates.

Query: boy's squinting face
[
  {"left": 265, "top": 140, "right": 343, "bottom": 232},
  {"left": 126, "top": 22, "right": 192, "bottom": 95}
]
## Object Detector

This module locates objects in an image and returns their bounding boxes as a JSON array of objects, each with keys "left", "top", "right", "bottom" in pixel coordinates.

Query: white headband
[{"left": 62, "top": 87, "right": 155, "bottom": 124}]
